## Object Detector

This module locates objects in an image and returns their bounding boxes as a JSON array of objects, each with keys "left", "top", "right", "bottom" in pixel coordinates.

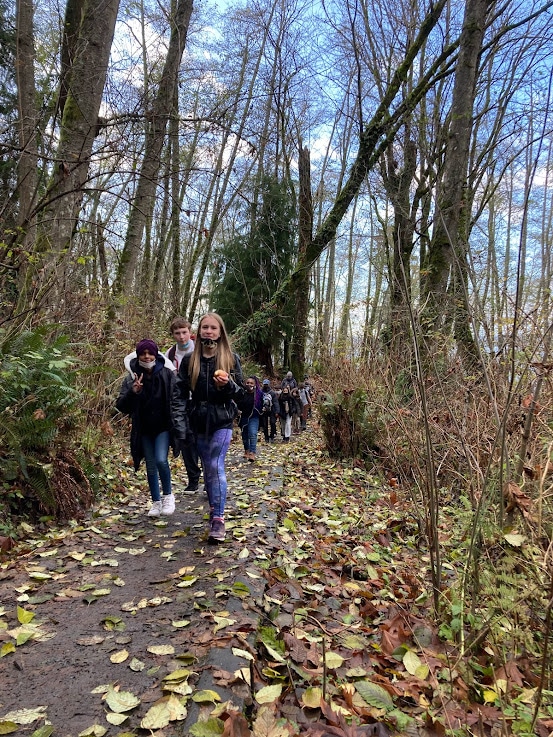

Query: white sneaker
[
  {"left": 160, "top": 494, "right": 175, "bottom": 515},
  {"left": 148, "top": 500, "right": 162, "bottom": 517}
]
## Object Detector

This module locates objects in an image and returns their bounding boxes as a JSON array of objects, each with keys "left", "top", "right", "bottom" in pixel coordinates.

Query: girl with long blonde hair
[{"left": 173, "top": 313, "right": 244, "bottom": 542}]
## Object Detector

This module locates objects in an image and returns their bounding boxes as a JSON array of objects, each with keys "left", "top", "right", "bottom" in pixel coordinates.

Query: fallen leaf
[
  {"left": 192, "top": 689, "right": 221, "bottom": 703},
  {"left": 255, "top": 684, "right": 283, "bottom": 704},
  {"left": 140, "top": 695, "right": 187, "bottom": 729},
  {"left": 2, "top": 707, "right": 47, "bottom": 725},
  {"left": 104, "top": 688, "right": 141, "bottom": 713},
  {"left": 147, "top": 644, "right": 175, "bottom": 656},
  {"left": 110, "top": 649, "right": 129, "bottom": 663},
  {"left": 17, "top": 606, "right": 36, "bottom": 624}
]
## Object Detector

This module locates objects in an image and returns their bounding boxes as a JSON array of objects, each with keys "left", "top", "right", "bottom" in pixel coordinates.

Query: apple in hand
[{"left": 213, "top": 369, "right": 229, "bottom": 388}]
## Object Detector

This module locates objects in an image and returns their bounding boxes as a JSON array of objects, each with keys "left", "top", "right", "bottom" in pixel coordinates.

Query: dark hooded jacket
[
  {"left": 116, "top": 354, "right": 178, "bottom": 470},
  {"left": 173, "top": 352, "right": 244, "bottom": 438}
]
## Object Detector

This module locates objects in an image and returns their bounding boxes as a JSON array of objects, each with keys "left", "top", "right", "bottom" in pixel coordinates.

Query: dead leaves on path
[{"left": 1, "top": 436, "right": 550, "bottom": 735}]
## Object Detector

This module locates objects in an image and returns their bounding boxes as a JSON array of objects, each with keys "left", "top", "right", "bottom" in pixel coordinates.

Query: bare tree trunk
[
  {"left": 113, "top": 0, "right": 194, "bottom": 296},
  {"left": 421, "top": 0, "right": 491, "bottom": 363},
  {"left": 233, "top": 0, "right": 451, "bottom": 353},
  {"left": 15, "top": 0, "right": 38, "bottom": 235},
  {"left": 381, "top": 136, "right": 417, "bottom": 357},
  {"left": 17, "top": 0, "right": 119, "bottom": 315},
  {"left": 290, "top": 143, "right": 313, "bottom": 376}
]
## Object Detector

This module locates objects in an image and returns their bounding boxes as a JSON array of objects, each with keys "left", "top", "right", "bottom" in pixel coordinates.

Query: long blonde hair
[{"left": 189, "top": 313, "right": 235, "bottom": 390}]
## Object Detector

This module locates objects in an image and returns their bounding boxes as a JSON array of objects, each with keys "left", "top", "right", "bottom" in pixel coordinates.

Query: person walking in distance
[
  {"left": 279, "top": 385, "right": 293, "bottom": 442},
  {"left": 116, "top": 339, "right": 178, "bottom": 517},
  {"left": 173, "top": 313, "right": 244, "bottom": 543},
  {"left": 236, "top": 376, "right": 263, "bottom": 461},
  {"left": 165, "top": 318, "right": 201, "bottom": 493},
  {"left": 298, "top": 381, "right": 312, "bottom": 431},
  {"left": 260, "top": 378, "right": 280, "bottom": 443}
]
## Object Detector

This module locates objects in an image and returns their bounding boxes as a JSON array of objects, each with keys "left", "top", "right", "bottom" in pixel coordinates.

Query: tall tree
[
  {"left": 15, "top": 0, "right": 120, "bottom": 318},
  {"left": 112, "top": 0, "right": 194, "bottom": 298},
  {"left": 421, "top": 0, "right": 491, "bottom": 364},
  {"left": 233, "top": 0, "right": 452, "bottom": 355}
]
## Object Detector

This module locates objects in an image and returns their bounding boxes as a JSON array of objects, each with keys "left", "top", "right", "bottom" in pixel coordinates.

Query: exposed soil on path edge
[{"left": 0, "top": 442, "right": 282, "bottom": 736}]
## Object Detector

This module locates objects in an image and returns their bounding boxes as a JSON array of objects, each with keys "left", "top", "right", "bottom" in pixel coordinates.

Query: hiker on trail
[
  {"left": 117, "top": 339, "right": 178, "bottom": 517},
  {"left": 165, "top": 318, "right": 201, "bottom": 494},
  {"left": 279, "top": 385, "right": 294, "bottom": 442},
  {"left": 298, "top": 381, "right": 312, "bottom": 431},
  {"left": 281, "top": 370, "right": 298, "bottom": 390},
  {"left": 173, "top": 313, "right": 244, "bottom": 543},
  {"left": 260, "top": 378, "right": 280, "bottom": 443},
  {"left": 165, "top": 317, "right": 195, "bottom": 370},
  {"left": 236, "top": 376, "right": 263, "bottom": 461},
  {"left": 290, "top": 386, "right": 302, "bottom": 434}
]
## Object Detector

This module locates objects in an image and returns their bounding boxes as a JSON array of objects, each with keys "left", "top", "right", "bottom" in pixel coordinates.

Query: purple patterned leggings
[{"left": 196, "top": 428, "right": 232, "bottom": 518}]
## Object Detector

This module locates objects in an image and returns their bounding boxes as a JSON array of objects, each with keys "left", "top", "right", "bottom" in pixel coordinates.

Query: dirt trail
[{"left": 0, "top": 442, "right": 282, "bottom": 736}]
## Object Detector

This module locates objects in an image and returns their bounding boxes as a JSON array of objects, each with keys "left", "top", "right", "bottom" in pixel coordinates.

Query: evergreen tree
[{"left": 211, "top": 175, "right": 297, "bottom": 373}]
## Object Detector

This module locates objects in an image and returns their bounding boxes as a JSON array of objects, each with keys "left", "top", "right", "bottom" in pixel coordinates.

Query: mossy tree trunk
[
  {"left": 233, "top": 0, "right": 452, "bottom": 356},
  {"left": 421, "top": 0, "right": 490, "bottom": 367},
  {"left": 16, "top": 0, "right": 119, "bottom": 318},
  {"left": 290, "top": 144, "right": 313, "bottom": 377},
  {"left": 112, "top": 0, "right": 194, "bottom": 298}
]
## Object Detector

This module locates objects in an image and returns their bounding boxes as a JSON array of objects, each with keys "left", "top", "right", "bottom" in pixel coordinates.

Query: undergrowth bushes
[
  {"left": 0, "top": 327, "right": 96, "bottom": 531},
  {"left": 317, "top": 354, "right": 553, "bottom": 708}
]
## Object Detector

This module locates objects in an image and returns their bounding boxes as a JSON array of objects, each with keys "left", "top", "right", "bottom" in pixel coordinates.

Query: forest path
[{"left": 0, "top": 436, "right": 283, "bottom": 736}]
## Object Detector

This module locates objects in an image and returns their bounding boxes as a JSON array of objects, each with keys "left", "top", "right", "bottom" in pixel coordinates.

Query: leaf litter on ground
[{"left": 1, "top": 422, "right": 552, "bottom": 735}]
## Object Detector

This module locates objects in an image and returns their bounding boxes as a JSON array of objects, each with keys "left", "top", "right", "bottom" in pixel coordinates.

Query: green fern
[{"left": 0, "top": 326, "right": 91, "bottom": 520}]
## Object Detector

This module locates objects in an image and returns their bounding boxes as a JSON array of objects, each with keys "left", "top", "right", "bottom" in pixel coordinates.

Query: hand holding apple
[{"left": 213, "top": 369, "right": 229, "bottom": 388}]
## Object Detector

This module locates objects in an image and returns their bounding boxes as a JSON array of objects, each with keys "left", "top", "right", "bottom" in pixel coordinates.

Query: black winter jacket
[
  {"left": 173, "top": 352, "right": 244, "bottom": 438},
  {"left": 116, "top": 355, "right": 178, "bottom": 470}
]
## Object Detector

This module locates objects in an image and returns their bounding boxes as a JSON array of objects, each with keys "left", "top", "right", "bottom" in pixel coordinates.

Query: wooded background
[
  {"left": 3, "top": 0, "right": 552, "bottom": 377},
  {"left": 3, "top": 2, "right": 553, "bottom": 711}
]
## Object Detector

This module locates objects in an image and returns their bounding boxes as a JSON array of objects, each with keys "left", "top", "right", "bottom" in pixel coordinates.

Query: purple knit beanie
[{"left": 136, "top": 339, "right": 158, "bottom": 356}]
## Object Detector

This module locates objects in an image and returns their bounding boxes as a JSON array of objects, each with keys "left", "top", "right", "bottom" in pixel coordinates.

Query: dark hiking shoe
[{"left": 208, "top": 517, "right": 226, "bottom": 543}]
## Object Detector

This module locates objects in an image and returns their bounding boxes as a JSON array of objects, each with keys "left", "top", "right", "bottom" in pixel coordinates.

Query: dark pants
[
  {"left": 260, "top": 412, "right": 277, "bottom": 441},
  {"left": 182, "top": 440, "right": 201, "bottom": 485}
]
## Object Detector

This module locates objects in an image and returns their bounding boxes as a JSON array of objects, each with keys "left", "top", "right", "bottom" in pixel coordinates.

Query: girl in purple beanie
[{"left": 116, "top": 339, "right": 179, "bottom": 517}]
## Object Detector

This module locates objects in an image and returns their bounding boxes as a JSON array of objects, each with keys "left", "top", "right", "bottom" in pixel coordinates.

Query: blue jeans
[
  {"left": 142, "top": 431, "right": 172, "bottom": 502},
  {"left": 196, "top": 428, "right": 232, "bottom": 519},
  {"left": 241, "top": 415, "right": 260, "bottom": 454}
]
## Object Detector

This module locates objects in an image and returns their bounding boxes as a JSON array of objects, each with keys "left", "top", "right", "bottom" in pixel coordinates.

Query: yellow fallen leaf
[
  {"left": 176, "top": 576, "right": 198, "bottom": 588},
  {"left": 140, "top": 695, "right": 187, "bottom": 729},
  {"left": 0, "top": 642, "right": 16, "bottom": 657},
  {"left": 213, "top": 616, "right": 236, "bottom": 633},
  {"left": 104, "top": 688, "right": 140, "bottom": 713},
  {"left": 171, "top": 620, "right": 190, "bottom": 628},
  {"left": 324, "top": 651, "right": 345, "bottom": 669},
  {"left": 192, "top": 690, "right": 221, "bottom": 703},
  {"left": 232, "top": 647, "right": 254, "bottom": 661},
  {"left": 162, "top": 669, "right": 191, "bottom": 682},
  {"left": 147, "top": 644, "right": 175, "bottom": 656},
  {"left": 301, "top": 686, "right": 323, "bottom": 708},
  {"left": 178, "top": 566, "right": 196, "bottom": 574},
  {"left": 2, "top": 707, "right": 47, "bottom": 725},
  {"left": 110, "top": 649, "right": 129, "bottom": 663},
  {"left": 0, "top": 721, "right": 18, "bottom": 734},
  {"left": 255, "top": 684, "right": 283, "bottom": 704},
  {"left": 105, "top": 713, "right": 128, "bottom": 725},
  {"left": 129, "top": 657, "right": 145, "bottom": 672},
  {"left": 17, "top": 607, "right": 36, "bottom": 624},
  {"left": 78, "top": 725, "right": 107, "bottom": 736}
]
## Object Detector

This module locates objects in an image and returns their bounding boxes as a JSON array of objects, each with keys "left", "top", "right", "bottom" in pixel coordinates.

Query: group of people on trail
[{"left": 116, "top": 313, "right": 313, "bottom": 544}]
